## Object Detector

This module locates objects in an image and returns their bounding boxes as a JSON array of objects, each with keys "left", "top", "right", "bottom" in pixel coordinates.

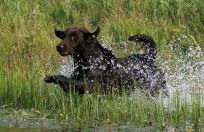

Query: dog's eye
[
  {"left": 70, "top": 33, "right": 76, "bottom": 41},
  {"left": 71, "top": 36, "right": 75, "bottom": 40}
]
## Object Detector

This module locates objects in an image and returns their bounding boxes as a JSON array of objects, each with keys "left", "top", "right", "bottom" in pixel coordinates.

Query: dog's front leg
[
  {"left": 44, "top": 75, "right": 67, "bottom": 84},
  {"left": 44, "top": 75, "right": 85, "bottom": 93}
]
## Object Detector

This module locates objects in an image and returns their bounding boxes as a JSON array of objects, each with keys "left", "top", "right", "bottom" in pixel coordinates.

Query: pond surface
[
  {"left": 0, "top": 126, "right": 167, "bottom": 132},
  {"left": 0, "top": 126, "right": 50, "bottom": 132},
  {"left": 1, "top": 115, "right": 203, "bottom": 132},
  {"left": 0, "top": 115, "right": 169, "bottom": 132}
]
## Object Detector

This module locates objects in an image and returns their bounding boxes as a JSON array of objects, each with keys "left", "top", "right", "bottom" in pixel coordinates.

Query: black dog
[{"left": 44, "top": 26, "right": 168, "bottom": 96}]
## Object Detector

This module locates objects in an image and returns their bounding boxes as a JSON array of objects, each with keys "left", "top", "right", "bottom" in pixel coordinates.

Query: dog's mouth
[
  {"left": 57, "top": 50, "right": 71, "bottom": 56},
  {"left": 56, "top": 45, "right": 72, "bottom": 56},
  {"left": 56, "top": 46, "right": 71, "bottom": 56}
]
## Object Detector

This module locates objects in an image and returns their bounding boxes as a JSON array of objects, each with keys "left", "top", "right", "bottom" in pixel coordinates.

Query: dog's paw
[
  {"left": 162, "top": 90, "right": 169, "bottom": 98},
  {"left": 44, "top": 76, "right": 56, "bottom": 83}
]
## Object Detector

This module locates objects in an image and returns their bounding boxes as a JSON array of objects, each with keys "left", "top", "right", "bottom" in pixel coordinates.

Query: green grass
[{"left": 0, "top": 0, "right": 204, "bottom": 130}]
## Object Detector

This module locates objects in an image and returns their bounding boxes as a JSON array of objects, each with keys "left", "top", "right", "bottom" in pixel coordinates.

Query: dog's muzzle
[{"left": 56, "top": 45, "right": 70, "bottom": 56}]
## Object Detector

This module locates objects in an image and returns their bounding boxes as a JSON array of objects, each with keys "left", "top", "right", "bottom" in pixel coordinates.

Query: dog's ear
[
  {"left": 84, "top": 26, "right": 100, "bottom": 39},
  {"left": 55, "top": 30, "right": 66, "bottom": 39}
]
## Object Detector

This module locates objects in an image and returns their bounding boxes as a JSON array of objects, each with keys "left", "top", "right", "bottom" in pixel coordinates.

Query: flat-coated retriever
[{"left": 44, "top": 26, "right": 168, "bottom": 96}]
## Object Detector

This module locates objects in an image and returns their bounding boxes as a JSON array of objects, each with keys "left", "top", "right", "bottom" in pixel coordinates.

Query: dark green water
[
  {"left": 0, "top": 126, "right": 50, "bottom": 132},
  {"left": 0, "top": 115, "right": 165, "bottom": 132},
  {"left": 1, "top": 115, "right": 202, "bottom": 132},
  {"left": 0, "top": 126, "right": 165, "bottom": 132}
]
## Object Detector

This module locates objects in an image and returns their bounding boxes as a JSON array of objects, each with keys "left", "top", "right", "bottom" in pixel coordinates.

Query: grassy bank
[{"left": 0, "top": 0, "right": 204, "bottom": 130}]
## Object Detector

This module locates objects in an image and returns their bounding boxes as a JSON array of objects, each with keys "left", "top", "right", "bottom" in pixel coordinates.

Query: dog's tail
[{"left": 128, "top": 35, "right": 157, "bottom": 63}]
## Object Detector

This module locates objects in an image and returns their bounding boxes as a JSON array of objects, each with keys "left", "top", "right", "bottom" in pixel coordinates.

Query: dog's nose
[{"left": 56, "top": 45, "right": 63, "bottom": 51}]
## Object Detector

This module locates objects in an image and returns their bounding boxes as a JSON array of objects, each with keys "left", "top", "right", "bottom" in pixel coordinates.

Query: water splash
[
  {"left": 59, "top": 56, "right": 74, "bottom": 78},
  {"left": 158, "top": 36, "right": 204, "bottom": 105}
]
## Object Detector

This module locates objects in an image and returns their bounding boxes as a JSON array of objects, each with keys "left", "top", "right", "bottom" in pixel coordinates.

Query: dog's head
[{"left": 55, "top": 27, "right": 100, "bottom": 56}]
